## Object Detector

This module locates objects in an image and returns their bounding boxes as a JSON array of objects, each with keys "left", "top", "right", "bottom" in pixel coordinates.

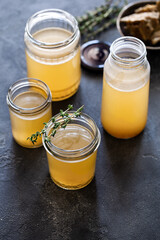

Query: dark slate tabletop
[{"left": 0, "top": 0, "right": 160, "bottom": 239}]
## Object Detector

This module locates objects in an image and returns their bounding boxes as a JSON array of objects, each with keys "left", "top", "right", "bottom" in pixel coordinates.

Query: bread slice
[{"left": 121, "top": 12, "right": 160, "bottom": 41}]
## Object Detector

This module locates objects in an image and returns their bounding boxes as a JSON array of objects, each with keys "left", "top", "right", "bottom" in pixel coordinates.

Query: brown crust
[{"left": 135, "top": 4, "right": 157, "bottom": 13}]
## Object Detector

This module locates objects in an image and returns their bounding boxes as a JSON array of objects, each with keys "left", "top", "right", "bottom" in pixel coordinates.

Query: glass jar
[
  {"left": 42, "top": 112, "right": 101, "bottom": 190},
  {"left": 101, "top": 36, "right": 150, "bottom": 139},
  {"left": 6, "top": 78, "right": 52, "bottom": 148},
  {"left": 24, "top": 9, "right": 81, "bottom": 101}
]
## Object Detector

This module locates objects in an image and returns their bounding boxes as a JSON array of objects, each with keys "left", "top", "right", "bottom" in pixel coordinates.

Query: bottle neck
[{"left": 110, "top": 36, "right": 146, "bottom": 68}]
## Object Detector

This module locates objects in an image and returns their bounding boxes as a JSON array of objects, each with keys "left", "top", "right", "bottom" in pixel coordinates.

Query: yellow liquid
[
  {"left": 101, "top": 76, "right": 150, "bottom": 139},
  {"left": 26, "top": 28, "right": 81, "bottom": 101},
  {"left": 46, "top": 125, "right": 97, "bottom": 189},
  {"left": 10, "top": 91, "right": 52, "bottom": 148}
]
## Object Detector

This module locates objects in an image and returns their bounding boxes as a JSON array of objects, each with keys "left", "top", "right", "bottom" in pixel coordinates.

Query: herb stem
[
  {"left": 27, "top": 105, "right": 84, "bottom": 144},
  {"left": 77, "top": 0, "right": 126, "bottom": 42}
]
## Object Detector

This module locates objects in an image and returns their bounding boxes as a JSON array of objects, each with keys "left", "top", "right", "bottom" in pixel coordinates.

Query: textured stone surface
[{"left": 0, "top": 0, "right": 160, "bottom": 239}]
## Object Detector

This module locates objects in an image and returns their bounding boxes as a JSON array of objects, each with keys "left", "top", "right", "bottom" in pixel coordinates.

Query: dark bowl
[{"left": 117, "top": 0, "right": 160, "bottom": 50}]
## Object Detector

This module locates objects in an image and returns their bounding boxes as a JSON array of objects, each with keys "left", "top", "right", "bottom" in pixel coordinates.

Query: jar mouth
[
  {"left": 110, "top": 36, "right": 146, "bottom": 66},
  {"left": 25, "top": 9, "right": 79, "bottom": 49},
  {"left": 6, "top": 78, "right": 52, "bottom": 114},
  {"left": 42, "top": 112, "right": 101, "bottom": 162}
]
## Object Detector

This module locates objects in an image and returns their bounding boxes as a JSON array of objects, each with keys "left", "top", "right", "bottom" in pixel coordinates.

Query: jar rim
[
  {"left": 25, "top": 9, "right": 79, "bottom": 49},
  {"left": 6, "top": 78, "right": 52, "bottom": 114},
  {"left": 110, "top": 36, "right": 146, "bottom": 66},
  {"left": 42, "top": 112, "right": 101, "bottom": 162}
]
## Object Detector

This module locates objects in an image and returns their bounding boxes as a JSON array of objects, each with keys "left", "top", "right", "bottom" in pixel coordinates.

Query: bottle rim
[
  {"left": 42, "top": 112, "right": 101, "bottom": 162},
  {"left": 110, "top": 36, "right": 147, "bottom": 67},
  {"left": 25, "top": 9, "right": 79, "bottom": 49},
  {"left": 6, "top": 78, "right": 52, "bottom": 114}
]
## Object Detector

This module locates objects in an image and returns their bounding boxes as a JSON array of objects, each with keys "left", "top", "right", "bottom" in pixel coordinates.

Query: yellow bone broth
[
  {"left": 46, "top": 125, "right": 97, "bottom": 189},
  {"left": 101, "top": 64, "right": 150, "bottom": 139},
  {"left": 43, "top": 111, "right": 101, "bottom": 190},
  {"left": 25, "top": 27, "right": 81, "bottom": 101},
  {"left": 9, "top": 91, "right": 52, "bottom": 148},
  {"left": 101, "top": 37, "right": 150, "bottom": 139}
]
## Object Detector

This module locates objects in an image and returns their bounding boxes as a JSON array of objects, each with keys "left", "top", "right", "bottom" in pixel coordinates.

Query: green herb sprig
[
  {"left": 77, "top": 0, "right": 127, "bottom": 42},
  {"left": 27, "top": 104, "right": 84, "bottom": 144}
]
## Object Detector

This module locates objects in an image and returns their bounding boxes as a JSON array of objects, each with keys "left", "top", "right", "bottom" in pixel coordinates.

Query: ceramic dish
[{"left": 117, "top": 0, "right": 160, "bottom": 50}]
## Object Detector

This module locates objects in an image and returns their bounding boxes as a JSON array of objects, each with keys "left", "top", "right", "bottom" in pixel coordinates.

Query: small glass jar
[
  {"left": 101, "top": 36, "right": 150, "bottom": 139},
  {"left": 7, "top": 78, "right": 52, "bottom": 148},
  {"left": 43, "top": 112, "right": 101, "bottom": 190},
  {"left": 24, "top": 9, "right": 81, "bottom": 101}
]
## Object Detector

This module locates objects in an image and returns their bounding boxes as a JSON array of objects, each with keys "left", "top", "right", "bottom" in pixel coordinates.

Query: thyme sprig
[
  {"left": 77, "top": 0, "right": 127, "bottom": 42},
  {"left": 27, "top": 104, "right": 84, "bottom": 144}
]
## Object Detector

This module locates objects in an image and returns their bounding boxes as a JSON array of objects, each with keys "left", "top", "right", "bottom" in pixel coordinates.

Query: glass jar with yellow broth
[
  {"left": 101, "top": 37, "right": 150, "bottom": 139},
  {"left": 7, "top": 78, "right": 52, "bottom": 148},
  {"left": 43, "top": 112, "right": 101, "bottom": 190},
  {"left": 24, "top": 9, "right": 81, "bottom": 101}
]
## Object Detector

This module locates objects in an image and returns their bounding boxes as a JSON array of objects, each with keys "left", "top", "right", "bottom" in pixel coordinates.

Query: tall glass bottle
[{"left": 101, "top": 37, "right": 150, "bottom": 139}]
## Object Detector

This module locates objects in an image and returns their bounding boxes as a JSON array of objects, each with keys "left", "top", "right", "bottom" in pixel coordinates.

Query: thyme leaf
[{"left": 27, "top": 104, "right": 84, "bottom": 144}]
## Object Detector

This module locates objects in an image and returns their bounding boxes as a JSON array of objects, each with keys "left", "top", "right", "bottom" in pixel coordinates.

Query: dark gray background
[{"left": 0, "top": 0, "right": 160, "bottom": 239}]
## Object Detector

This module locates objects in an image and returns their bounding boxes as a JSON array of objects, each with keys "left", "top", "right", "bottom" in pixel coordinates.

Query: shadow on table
[{"left": 101, "top": 129, "right": 144, "bottom": 192}]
